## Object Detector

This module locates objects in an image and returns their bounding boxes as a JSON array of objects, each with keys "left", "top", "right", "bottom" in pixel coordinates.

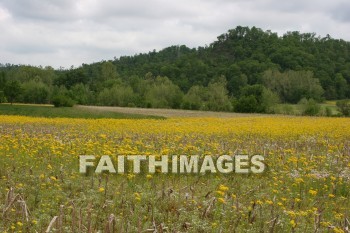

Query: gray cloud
[
  {"left": 331, "top": 2, "right": 350, "bottom": 22},
  {"left": 0, "top": 0, "right": 349, "bottom": 68},
  {"left": 0, "top": 0, "right": 78, "bottom": 21}
]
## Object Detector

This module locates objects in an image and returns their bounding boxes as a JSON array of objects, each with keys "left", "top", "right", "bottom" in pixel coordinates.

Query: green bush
[
  {"left": 299, "top": 98, "right": 320, "bottom": 116},
  {"left": 127, "top": 102, "right": 136, "bottom": 107},
  {"left": 21, "top": 80, "right": 50, "bottom": 104},
  {"left": 97, "top": 85, "right": 136, "bottom": 107},
  {"left": 336, "top": 99, "right": 350, "bottom": 116},
  {"left": 0, "top": 91, "right": 6, "bottom": 103},
  {"left": 182, "top": 85, "right": 207, "bottom": 110},
  {"left": 235, "top": 85, "right": 279, "bottom": 113},
  {"left": 70, "top": 83, "right": 94, "bottom": 105},
  {"left": 325, "top": 107, "right": 333, "bottom": 117},
  {"left": 235, "top": 95, "right": 259, "bottom": 113},
  {"left": 4, "top": 80, "right": 22, "bottom": 104},
  {"left": 274, "top": 104, "right": 295, "bottom": 115},
  {"left": 145, "top": 76, "right": 183, "bottom": 109},
  {"left": 52, "top": 95, "right": 75, "bottom": 107}
]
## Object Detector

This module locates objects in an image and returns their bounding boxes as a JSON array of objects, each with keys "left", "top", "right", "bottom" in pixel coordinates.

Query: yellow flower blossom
[
  {"left": 218, "top": 198, "right": 226, "bottom": 204},
  {"left": 218, "top": 184, "right": 229, "bottom": 192},
  {"left": 290, "top": 219, "right": 296, "bottom": 228},
  {"left": 308, "top": 189, "right": 317, "bottom": 196}
]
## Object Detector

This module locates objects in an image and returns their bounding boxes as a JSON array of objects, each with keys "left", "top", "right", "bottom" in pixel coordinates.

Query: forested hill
[
  {"left": 112, "top": 26, "right": 350, "bottom": 96},
  {"left": 1, "top": 26, "right": 350, "bottom": 113}
]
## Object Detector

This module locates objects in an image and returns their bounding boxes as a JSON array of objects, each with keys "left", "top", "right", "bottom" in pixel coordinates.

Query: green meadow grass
[{"left": 0, "top": 104, "right": 163, "bottom": 119}]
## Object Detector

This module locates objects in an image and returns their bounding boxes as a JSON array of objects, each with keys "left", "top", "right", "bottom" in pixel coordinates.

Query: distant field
[
  {"left": 0, "top": 102, "right": 343, "bottom": 119},
  {"left": 78, "top": 103, "right": 342, "bottom": 118},
  {"left": 77, "top": 105, "right": 265, "bottom": 118},
  {"left": 0, "top": 104, "right": 162, "bottom": 119}
]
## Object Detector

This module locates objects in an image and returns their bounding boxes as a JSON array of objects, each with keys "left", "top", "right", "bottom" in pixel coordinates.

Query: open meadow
[{"left": 0, "top": 115, "right": 350, "bottom": 232}]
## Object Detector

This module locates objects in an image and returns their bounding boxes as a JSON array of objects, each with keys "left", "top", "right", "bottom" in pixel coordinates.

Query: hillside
[{"left": 1, "top": 26, "right": 350, "bottom": 114}]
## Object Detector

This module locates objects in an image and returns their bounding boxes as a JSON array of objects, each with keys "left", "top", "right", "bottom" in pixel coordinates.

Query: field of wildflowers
[{"left": 0, "top": 115, "right": 349, "bottom": 232}]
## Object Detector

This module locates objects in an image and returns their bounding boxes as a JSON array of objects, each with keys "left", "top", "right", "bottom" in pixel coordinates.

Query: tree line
[{"left": 1, "top": 26, "right": 350, "bottom": 114}]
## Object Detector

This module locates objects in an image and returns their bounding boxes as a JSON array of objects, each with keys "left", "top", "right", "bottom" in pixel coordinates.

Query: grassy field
[
  {"left": 76, "top": 105, "right": 261, "bottom": 118},
  {"left": 0, "top": 102, "right": 342, "bottom": 120},
  {"left": 274, "top": 102, "right": 340, "bottom": 116},
  {"left": 79, "top": 102, "right": 342, "bottom": 118},
  {"left": 0, "top": 115, "right": 349, "bottom": 232},
  {"left": 0, "top": 104, "right": 163, "bottom": 119}
]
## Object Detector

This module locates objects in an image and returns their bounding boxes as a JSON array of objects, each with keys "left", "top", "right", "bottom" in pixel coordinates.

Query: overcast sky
[{"left": 0, "top": 0, "right": 350, "bottom": 68}]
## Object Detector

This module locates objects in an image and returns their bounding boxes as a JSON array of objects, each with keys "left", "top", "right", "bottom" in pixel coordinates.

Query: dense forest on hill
[{"left": 1, "top": 26, "right": 350, "bottom": 114}]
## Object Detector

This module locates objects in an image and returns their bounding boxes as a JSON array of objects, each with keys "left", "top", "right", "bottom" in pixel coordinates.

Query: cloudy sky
[{"left": 0, "top": 0, "right": 350, "bottom": 68}]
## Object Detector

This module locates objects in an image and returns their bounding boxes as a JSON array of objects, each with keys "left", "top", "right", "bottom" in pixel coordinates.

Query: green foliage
[
  {"left": 235, "top": 84, "right": 278, "bottom": 113},
  {"left": 235, "top": 95, "right": 259, "bottom": 113},
  {"left": 261, "top": 70, "right": 324, "bottom": 103},
  {"left": 334, "top": 74, "right": 348, "bottom": 100},
  {"left": 0, "top": 91, "right": 6, "bottom": 103},
  {"left": 97, "top": 85, "right": 135, "bottom": 107},
  {"left": 100, "top": 61, "right": 118, "bottom": 81},
  {"left": 299, "top": 98, "right": 321, "bottom": 116},
  {"left": 0, "top": 71, "right": 6, "bottom": 89},
  {"left": 4, "top": 80, "right": 22, "bottom": 104},
  {"left": 261, "top": 88, "right": 280, "bottom": 113},
  {"left": 278, "top": 104, "right": 295, "bottom": 115},
  {"left": 54, "top": 67, "right": 87, "bottom": 88},
  {"left": 336, "top": 99, "right": 350, "bottom": 116},
  {"left": 21, "top": 80, "right": 50, "bottom": 104},
  {"left": 0, "top": 72, "right": 6, "bottom": 103},
  {"left": 181, "top": 77, "right": 232, "bottom": 111},
  {"left": 206, "top": 77, "right": 233, "bottom": 111},
  {"left": 144, "top": 76, "right": 183, "bottom": 109},
  {"left": 70, "top": 83, "right": 94, "bottom": 105},
  {"left": 182, "top": 85, "right": 207, "bottom": 110},
  {"left": 52, "top": 95, "right": 75, "bottom": 107},
  {"left": 325, "top": 107, "right": 333, "bottom": 117}
]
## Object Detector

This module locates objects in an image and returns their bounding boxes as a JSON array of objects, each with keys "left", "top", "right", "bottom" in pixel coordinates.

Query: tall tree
[
  {"left": 100, "top": 62, "right": 118, "bottom": 81},
  {"left": 4, "top": 80, "right": 22, "bottom": 105},
  {"left": 261, "top": 70, "right": 324, "bottom": 103}
]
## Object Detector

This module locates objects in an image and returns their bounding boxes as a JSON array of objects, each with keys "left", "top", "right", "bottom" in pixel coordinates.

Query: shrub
[
  {"left": 127, "top": 102, "right": 136, "bottom": 108},
  {"left": 4, "top": 80, "right": 22, "bottom": 104},
  {"left": 299, "top": 98, "right": 320, "bottom": 116},
  {"left": 235, "top": 85, "right": 279, "bottom": 113},
  {"left": 325, "top": 107, "right": 333, "bottom": 117},
  {"left": 277, "top": 104, "right": 295, "bottom": 115},
  {"left": 21, "top": 80, "right": 50, "bottom": 104},
  {"left": 0, "top": 91, "right": 6, "bottom": 103},
  {"left": 97, "top": 85, "right": 135, "bottom": 107},
  {"left": 336, "top": 99, "right": 350, "bottom": 116},
  {"left": 52, "top": 95, "right": 75, "bottom": 107},
  {"left": 145, "top": 76, "right": 183, "bottom": 109},
  {"left": 235, "top": 95, "right": 259, "bottom": 113}
]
